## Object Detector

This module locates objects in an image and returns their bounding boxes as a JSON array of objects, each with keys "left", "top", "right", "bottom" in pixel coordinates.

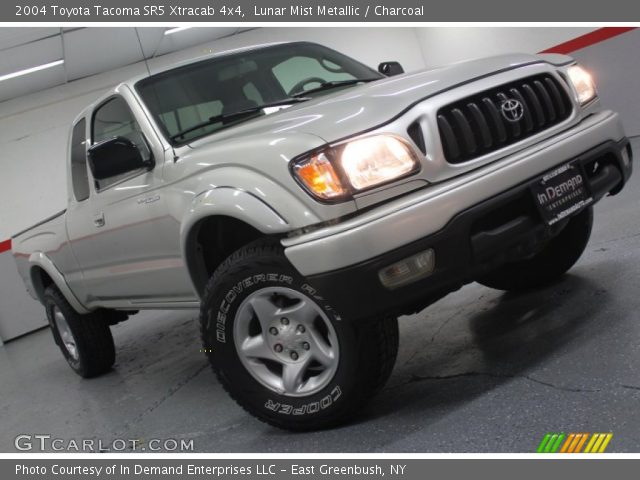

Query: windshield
[{"left": 135, "top": 42, "right": 382, "bottom": 145}]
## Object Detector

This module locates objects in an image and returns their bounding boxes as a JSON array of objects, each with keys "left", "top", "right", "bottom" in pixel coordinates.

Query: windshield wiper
[
  {"left": 170, "top": 97, "right": 311, "bottom": 142},
  {"left": 291, "top": 78, "right": 381, "bottom": 97}
]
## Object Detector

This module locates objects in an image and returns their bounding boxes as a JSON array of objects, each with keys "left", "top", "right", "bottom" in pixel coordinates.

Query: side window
[
  {"left": 70, "top": 119, "right": 90, "bottom": 202},
  {"left": 92, "top": 97, "right": 151, "bottom": 190},
  {"left": 272, "top": 56, "right": 355, "bottom": 95}
]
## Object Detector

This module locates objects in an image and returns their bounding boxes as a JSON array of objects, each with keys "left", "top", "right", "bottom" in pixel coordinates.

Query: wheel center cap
[{"left": 268, "top": 318, "right": 310, "bottom": 362}]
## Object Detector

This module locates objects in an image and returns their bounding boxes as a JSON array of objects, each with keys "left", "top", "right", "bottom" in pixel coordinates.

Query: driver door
[{"left": 66, "top": 93, "right": 194, "bottom": 306}]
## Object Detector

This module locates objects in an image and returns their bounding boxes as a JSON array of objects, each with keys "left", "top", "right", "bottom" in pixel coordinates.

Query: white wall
[
  {"left": 0, "top": 250, "right": 46, "bottom": 341},
  {"left": 571, "top": 29, "right": 640, "bottom": 138},
  {"left": 0, "top": 27, "right": 426, "bottom": 241},
  {"left": 414, "top": 27, "right": 596, "bottom": 67}
]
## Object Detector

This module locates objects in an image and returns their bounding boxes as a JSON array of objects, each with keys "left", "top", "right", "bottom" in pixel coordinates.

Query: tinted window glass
[
  {"left": 272, "top": 56, "right": 356, "bottom": 94},
  {"left": 137, "top": 42, "right": 380, "bottom": 145},
  {"left": 93, "top": 97, "right": 148, "bottom": 151},
  {"left": 92, "top": 97, "right": 151, "bottom": 190},
  {"left": 70, "top": 119, "right": 89, "bottom": 201}
]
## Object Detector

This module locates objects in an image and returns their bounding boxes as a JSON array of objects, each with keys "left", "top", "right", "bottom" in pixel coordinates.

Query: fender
[
  {"left": 180, "top": 186, "right": 290, "bottom": 258},
  {"left": 28, "top": 252, "right": 90, "bottom": 314}
]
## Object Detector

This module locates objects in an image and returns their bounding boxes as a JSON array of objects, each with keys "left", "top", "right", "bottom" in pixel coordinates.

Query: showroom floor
[{"left": 1, "top": 138, "right": 639, "bottom": 453}]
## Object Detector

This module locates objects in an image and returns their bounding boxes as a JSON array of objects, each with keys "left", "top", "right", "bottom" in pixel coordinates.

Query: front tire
[
  {"left": 200, "top": 240, "right": 399, "bottom": 431},
  {"left": 476, "top": 206, "right": 593, "bottom": 291},
  {"left": 44, "top": 286, "right": 115, "bottom": 378}
]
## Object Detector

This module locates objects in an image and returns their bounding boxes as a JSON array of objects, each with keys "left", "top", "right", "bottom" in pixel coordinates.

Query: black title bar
[{"left": 3, "top": 0, "right": 640, "bottom": 22}]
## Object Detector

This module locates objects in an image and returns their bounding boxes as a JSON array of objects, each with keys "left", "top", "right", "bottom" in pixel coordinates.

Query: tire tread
[{"left": 44, "top": 286, "right": 115, "bottom": 378}]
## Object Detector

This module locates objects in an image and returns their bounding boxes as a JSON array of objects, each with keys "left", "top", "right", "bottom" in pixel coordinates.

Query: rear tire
[
  {"left": 200, "top": 239, "right": 399, "bottom": 431},
  {"left": 44, "top": 286, "right": 115, "bottom": 378},
  {"left": 476, "top": 206, "right": 593, "bottom": 292}
]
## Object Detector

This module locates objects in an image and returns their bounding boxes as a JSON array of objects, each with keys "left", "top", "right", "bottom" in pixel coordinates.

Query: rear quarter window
[{"left": 70, "top": 118, "right": 89, "bottom": 202}]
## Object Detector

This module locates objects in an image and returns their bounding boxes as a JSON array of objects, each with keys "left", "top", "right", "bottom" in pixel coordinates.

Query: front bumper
[{"left": 282, "top": 111, "right": 632, "bottom": 320}]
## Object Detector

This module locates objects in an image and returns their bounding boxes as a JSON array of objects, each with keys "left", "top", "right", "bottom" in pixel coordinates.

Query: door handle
[{"left": 93, "top": 213, "right": 105, "bottom": 228}]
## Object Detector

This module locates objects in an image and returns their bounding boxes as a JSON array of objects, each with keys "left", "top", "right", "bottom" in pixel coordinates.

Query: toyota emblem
[{"left": 500, "top": 98, "right": 524, "bottom": 122}]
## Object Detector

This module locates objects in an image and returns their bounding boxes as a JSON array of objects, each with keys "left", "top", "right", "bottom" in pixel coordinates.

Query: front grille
[
  {"left": 437, "top": 74, "right": 573, "bottom": 164},
  {"left": 407, "top": 120, "right": 426, "bottom": 155}
]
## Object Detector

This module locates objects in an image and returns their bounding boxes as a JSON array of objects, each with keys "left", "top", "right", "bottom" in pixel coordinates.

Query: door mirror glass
[
  {"left": 378, "top": 61, "right": 405, "bottom": 77},
  {"left": 87, "top": 136, "right": 152, "bottom": 181}
]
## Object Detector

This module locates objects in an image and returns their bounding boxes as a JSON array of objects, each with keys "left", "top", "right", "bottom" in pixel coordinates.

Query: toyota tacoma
[{"left": 12, "top": 41, "right": 632, "bottom": 430}]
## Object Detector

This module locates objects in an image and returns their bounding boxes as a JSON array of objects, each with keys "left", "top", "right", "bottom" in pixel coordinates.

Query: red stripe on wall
[
  {"left": 541, "top": 27, "right": 637, "bottom": 54},
  {"left": 0, "top": 239, "right": 11, "bottom": 254}
]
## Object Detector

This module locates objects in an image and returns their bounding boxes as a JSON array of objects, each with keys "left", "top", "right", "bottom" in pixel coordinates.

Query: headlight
[
  {"left": 293, "top": 135, "right": 420, "bottom": 201},
  {"left": 340, "top": 136, "right": 419, "bottom": 190},
  {"left": 567, "top": 65, "right": 597, "bottom": 105}
]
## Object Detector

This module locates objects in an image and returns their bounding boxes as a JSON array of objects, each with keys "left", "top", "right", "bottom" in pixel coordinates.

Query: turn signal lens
[
  {"left": 567, "top": 65, "right": 597, "bottom": 105},
  {"left": 293, "top": 152, "right": 347, "bottom": 200}
]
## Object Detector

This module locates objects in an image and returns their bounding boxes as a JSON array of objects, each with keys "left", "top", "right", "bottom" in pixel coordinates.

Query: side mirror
[
  {"left": 378, "top": 61, "right": 405, "bottom": 77},
  {"left": 87, "top": 136, "right": 153, "bottom": 181}
]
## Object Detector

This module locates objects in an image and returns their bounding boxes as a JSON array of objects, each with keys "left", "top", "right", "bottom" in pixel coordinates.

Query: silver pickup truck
[{"left": 12, "top": 41, "right": 632, "bottom": 430}]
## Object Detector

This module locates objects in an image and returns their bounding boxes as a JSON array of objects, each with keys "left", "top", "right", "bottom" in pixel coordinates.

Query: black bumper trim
[{"left": 306, "top": 138, "right": 633, "bottom": 321}]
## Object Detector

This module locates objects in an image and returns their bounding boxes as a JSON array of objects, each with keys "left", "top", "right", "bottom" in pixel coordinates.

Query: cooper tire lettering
[
  {"left": 265, "top": 399, "right": 279, "bottom": 412},
  {"left": 262, "top": 385, "right": 343, "bottom": 416}
]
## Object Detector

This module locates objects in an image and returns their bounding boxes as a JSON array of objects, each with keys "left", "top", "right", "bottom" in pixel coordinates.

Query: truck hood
[{"left": 188, "top": 52, "right": 572, "bottom": 149}]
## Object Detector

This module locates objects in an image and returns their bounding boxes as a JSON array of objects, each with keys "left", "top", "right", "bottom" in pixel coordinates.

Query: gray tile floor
[{"left": 1, "top": 139, "right": 639, "bottom": 453}]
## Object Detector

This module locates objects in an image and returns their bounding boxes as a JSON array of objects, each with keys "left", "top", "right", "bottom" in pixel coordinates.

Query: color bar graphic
[
  {"left": 536, "top": 433, "right": 565, "bottom": 453},
  {"left": 538, "top": 433, "right": 613, "bottom": 453}
]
